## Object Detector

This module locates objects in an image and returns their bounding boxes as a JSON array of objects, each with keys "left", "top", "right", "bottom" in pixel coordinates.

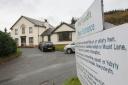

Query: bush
[
  {"left": 0, "top": 31, "right": 17, "bottom": 57},
  {"left": 104, "top": 9, "right": 128, "bottom": 25}
]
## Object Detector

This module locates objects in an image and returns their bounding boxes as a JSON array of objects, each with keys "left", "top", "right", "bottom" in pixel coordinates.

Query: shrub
[
  {"left": 0, "top": 31, "right": 17, "bottom": 57},
  {"left": 104, "top": 9, "right": 128, "bottom": 25}
]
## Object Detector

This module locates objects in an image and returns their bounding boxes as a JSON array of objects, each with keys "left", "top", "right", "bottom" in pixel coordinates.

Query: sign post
[{"left": 75, "top": 0, "right": 128, "bottom": 85}]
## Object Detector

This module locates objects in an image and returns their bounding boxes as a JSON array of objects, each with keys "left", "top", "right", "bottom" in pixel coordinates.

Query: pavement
[{"left": 0, "top": 48, "right": 77, "bottom": 85}]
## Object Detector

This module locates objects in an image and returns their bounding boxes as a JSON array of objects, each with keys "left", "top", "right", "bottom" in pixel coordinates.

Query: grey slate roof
[
  {"left": 41, "top": 22, "right": 116, "bottom": 36},
  {"left": 41, "top": 22, "right": 75, "bottom": 36},
  {"left": 52, "top": 22, "right": 75, "bottom": 32},
  {"left": 23, "top": 16, "right": 45, "bottom": 27},
  {"left": 10, "top": 16, "right": 54, "bottom": 29},
  {"left": 23, "top": 16, "right": 54, "bottom": 28},
  {"left": 24, "top": 16, "right": 55, "bottom": 36},
  {"left": 41, "top": 28, "right": 55, "bottom": 36}
]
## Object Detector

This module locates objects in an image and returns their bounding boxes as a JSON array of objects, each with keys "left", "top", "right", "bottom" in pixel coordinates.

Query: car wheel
[{"left": 66, "top": 49, "right": 72, "bottom": 54}]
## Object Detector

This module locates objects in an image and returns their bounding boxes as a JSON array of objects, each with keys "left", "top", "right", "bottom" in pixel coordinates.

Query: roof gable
[
  {"left": 52, "top": 22, "right": 75, "bottom": 33},
  {"left": 10, "top": 16, "right": 46, "bottom": 30},
  {"left": 23, "top": 16, "right": 46, "bottom": 27}
]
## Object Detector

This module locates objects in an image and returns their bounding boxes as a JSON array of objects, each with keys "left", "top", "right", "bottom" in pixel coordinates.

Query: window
[
  {"left": 22, "top": 27, "right": 25, "bottom": 34},
  {"left": 29, "top": 27, "right": 33, "bottom": 34},
  {"left": 15, "top": 29, "right": 18, "bottom": 35},
  {"left": 58, "top": 32, "right": 72, "bottom": 41},
  {"left": 29, "top": 37, "right": 33, "bottom": 45},
  {"left": 21, "top": 24, "right": 25, "bottom": 34}
]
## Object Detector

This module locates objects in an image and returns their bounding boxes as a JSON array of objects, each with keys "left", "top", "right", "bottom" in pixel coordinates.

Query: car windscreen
[{"left": 45, "top": 42, "right": 53, "bottom": 45}]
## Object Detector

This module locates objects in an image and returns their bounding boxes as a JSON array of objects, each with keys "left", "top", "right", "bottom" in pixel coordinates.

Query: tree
[
  {"left": 71, "top": 17, "right": 77, "bottom": 25},
  {"left": 4, "top": 28, "right": 7, "bottom": 33}
]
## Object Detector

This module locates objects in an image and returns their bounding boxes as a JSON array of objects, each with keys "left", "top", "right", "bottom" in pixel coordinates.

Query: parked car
[
  {"left": 38, "top": 41, "right": 55, "bottom": 52},
  {"left": 64, "top": 42, "right": 75, "bottom": 54}
]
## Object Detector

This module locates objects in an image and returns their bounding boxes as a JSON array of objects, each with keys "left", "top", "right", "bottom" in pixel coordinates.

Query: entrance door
[{"left": 21, "top": 36, "right": 26, "bottom": 47}]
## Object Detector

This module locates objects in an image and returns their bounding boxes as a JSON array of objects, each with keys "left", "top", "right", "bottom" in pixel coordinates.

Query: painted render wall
[
  {"left": 51, "top": 24, "right": 76, "bottom": 45},
  {"left": 51, "top": 32, "right": 76, "bottom": 45},
  {"left": 44, "top": 36, "right": 48, "bottom": 42},
  {"left": 11, "top": 17, "right": 45, "bottom": 46},
  {"left": 43, "top": 24, "right": 76, "bottom": 45},
  {"left": 54, "top": 24, "right": 74, "bottom": 32}
]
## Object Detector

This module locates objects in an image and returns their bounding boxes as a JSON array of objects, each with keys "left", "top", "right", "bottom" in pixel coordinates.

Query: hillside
[{"left": 104, "top": 9, "right": 128, "bottom": 25}]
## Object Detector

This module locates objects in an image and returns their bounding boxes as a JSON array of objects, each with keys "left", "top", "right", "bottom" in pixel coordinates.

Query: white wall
[
  {"left": 34, "top": 26, "right": 45, "bottom": 45},
  {"left": 51, "top": 34, "right": 58, "bottom": 44},
  {"left": 72, "top": 32, "right": 76, "bottom": 42},
  {"left": 50, "top": 24, "right": 76, "bottom": 45},
  {"left": 55, "top": 24, "right": 74, "bottom": 32},
  {"left": 44, "top": 36, "right": 48, "bottom": 42},
  {"left": 51, "top": 32, "right": 76, "bottom": 45}
]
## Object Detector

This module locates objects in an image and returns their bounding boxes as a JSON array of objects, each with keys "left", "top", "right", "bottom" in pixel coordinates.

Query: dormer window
[{"left": 21, "top": 24, "right": 25, "bottom": 34}]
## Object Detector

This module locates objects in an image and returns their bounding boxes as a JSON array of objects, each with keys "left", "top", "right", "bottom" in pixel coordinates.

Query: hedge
[{"left": 0, "top": 31, "right": 17, "bottom": 57}]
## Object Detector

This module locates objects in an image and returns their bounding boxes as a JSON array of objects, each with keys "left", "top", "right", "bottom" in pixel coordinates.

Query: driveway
[{"left": 0, "top": 48, "right": 76, "bottom": 85}]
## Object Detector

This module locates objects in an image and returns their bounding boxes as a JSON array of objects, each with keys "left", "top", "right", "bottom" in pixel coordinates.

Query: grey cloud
[{"left": 0, "top": 0, "right": 128, "bottom": 31}]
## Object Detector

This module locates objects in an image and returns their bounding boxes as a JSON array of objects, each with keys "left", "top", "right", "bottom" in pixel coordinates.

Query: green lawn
[
  {"left": 17, "top": 48, "right": 21, "bottom": 54},
  {"left": 63, "top": 77, "right": 81, "bottom": 85},
  {"left": 55, "top": 44, "right": 66, "bottom": 52}
]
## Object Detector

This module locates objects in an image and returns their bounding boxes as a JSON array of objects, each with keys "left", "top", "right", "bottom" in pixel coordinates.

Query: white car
[{"left": 64, "top": 42, "right": 75, "bottom": 54}]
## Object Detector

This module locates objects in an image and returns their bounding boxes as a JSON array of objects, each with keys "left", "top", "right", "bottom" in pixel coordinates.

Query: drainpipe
[
  {"left": 38, "top": 25, "right": 39, "bottom": 45},
  {"left": 101, "top": 0, "right": 105, "bottom": 30}
]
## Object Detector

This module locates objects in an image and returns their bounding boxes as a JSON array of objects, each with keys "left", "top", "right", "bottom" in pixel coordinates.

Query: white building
[
  {"left": 10, "top": 16, "right": 116, "bottom": 47},
  {"left": 10, "top": 16, "right": 53, "bottom": 47},
  {"left": 42, "top": 22, "right": 76, "bottom": 45}
]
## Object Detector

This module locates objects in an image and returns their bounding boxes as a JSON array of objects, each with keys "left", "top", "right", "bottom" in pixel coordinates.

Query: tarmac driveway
[{"left": 0, "top": 48, "right": 76, "bottom": 85}]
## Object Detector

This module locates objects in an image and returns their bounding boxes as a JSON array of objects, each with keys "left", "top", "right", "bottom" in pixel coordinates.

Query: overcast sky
[{"left": 0, "top": 0, "right": 128, "bottom": 32}]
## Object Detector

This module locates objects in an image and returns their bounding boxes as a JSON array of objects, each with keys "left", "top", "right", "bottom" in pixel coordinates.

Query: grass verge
[
  {"left": 63, "top": 77, "right": 81, "bottom": 85},
  {"left": 55, "top": 44, "right": 66, "bottom": 52},
  {"left": 0, "top": 48, "right": 22, "bottom": 64}
]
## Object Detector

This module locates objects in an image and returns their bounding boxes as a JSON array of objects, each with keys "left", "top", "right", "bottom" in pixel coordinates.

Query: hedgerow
[{"left": 0, "top": 31, "right": 17, "bottom": 57}]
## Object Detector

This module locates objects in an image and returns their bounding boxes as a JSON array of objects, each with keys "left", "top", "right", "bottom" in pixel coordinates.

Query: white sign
[
  {"left": 75, "top": 0, "right": 104, "bottom": 38},
  {"left": 76, "top": 23, "right": 128, "bottom": 85}
]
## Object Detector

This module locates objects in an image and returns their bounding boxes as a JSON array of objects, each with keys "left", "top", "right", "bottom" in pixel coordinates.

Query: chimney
[
  {"left": 44, "top": 19, "right": 48, "bottom": 22},
  {"left": 44, "top": 19, "right": 49, "bottom": 29}
]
